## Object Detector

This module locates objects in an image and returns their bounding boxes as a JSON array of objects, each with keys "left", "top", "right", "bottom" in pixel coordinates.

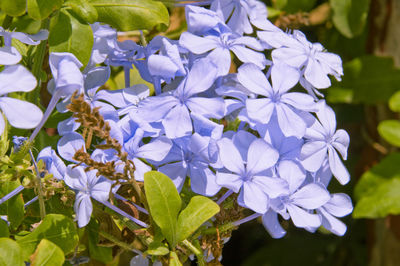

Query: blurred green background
[{"left": 214, "top": 0, "right": 400, "bottom": 265}]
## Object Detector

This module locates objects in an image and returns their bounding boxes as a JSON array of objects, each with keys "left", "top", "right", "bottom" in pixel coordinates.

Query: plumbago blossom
[
  {"left": 0, "top": 0, "right": 354, "bottom": 263},
  {"left": 31, "top": 2, "right": 351, "bottom": 239}
]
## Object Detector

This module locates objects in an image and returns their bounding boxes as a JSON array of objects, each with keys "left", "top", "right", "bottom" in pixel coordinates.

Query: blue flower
[
  {"left": 238, "top": 62, "right": 316, "bottom": 138},
  {"left": 180, "top": 16, "right": 267, "bottom": 76},
  {"left": 300, "top": 101, "right": 350, "bottom": 184},
  {"left": 138, "top": 58, "right": 224, "bottom": 139},
  {"left": 64, "top": 165, "right": 113, "bottom": 228},
  {"left": 216, "top": 132, "right": 287, "bottom": 213}
]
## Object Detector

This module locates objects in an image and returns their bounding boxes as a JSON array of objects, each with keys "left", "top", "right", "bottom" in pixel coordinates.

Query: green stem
[
  {"left": 2, "top": 15, "right": 13, "bottom": 29},
  {"left": 182, "top": 239, "right": 205, "bottom": 266},
  {"left": 31, "top": 19, "right": 50, "bottom": 106},
  {"left": 99, "top": 230, "right": 139, "bottom": 252},
  {"left": 202, "top": 223, "right": 236, "bottom": 235},
  {"left": 28, "top": 149, "right": 46, "bottom": 219}
]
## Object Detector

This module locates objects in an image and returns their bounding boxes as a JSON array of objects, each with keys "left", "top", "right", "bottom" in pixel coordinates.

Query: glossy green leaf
[
  {"left": 330, "top": 0, "right": 370, "bottom": 38},
  {"left": 17, "top": 214, "right": 79, "bottom": 260},
  {"left": 378, "top": 120, "right": 400, "bottom": 147},
  {"left": 0, "top": 238, "right": 24, "bottom": 266},
  {"left": 10, "top": 15, "right": 42, "bottom": 34},
  {"left": 389, "top": 91, "right": 400, "bottom": 112},
  {"left": 0, "top": 220, "right": 9, "bottom": 238},
  {"left": 169, "top": 251, "right": 182, "bottom": 266},
  {"left": 49, "top": 10, "right": 93, "bottom": 67},
  {"left": 354, "top": 153, "right": 400, "bottom": 218},
  {"left": 176, "top": 196, "right": 219, "bottom": 243},
  {"left": 332, "top": 56, "right": 400, "bottom": 104},
  {"left": 144, "top": 171, "right": 181, "bottom": 247},
  {"left": 65, "top": 0, "right": 98, "bottom": 24},
  {"left": 31, "top": 239, "right": 65, "bottom": 266},
  {"left": 27, "top": 0, "right": 63, "bottom": 20},
  {"left": 88, "top": 0, "right": 169, "bottom": 31},
  {"left": 87, "top": 220, "right": 113, "bottom": 263},
  {"left": 0, "top": 180, "right": 24, "bottom": 229},
  {"left": 146, "top": 241, "right": 169, "bottom": 256},
  {"left": 1, "top": 0, "right": 26, "bottom": 17}
]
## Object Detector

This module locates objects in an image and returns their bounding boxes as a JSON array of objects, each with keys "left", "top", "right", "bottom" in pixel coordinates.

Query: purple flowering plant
[{"left": 0, "top": 0, "right": 359, "bottom": 265}]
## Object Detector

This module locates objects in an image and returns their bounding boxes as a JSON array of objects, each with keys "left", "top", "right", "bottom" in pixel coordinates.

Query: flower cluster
[{"left": 1, "top": 0, "right": 353, "bottom": 242}]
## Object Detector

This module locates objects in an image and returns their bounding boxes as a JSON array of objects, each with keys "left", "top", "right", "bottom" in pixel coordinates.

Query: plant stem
[
  {"left": 29, "top": 149, "right": 46, "bottom": 219},
  {"left": 182, "top": 239, "right": 205, "bottom": 266},
  {"left": 31, "top": 18, "right": 50, "bottom": 106},
  {"left": 216, "top": 190, "right": 233, "bottom": 205},
  {"left": 98, "top": 230, "right": 142, "bottom": 253}
]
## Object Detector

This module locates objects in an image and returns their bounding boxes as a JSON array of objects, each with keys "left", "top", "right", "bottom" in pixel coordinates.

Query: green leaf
[
  {"left": 146, "top": 241, "right": 169, "bottom": 256},
  {"left": 169, "top": 251, "right": 182, "bottom": 266},
  {"left": 332, "top": 56, "right": 400, "bottom": 104},
  {"left": 354, "top": 153, "right": 400, "bottom": 218},
  {"left": 0, "top": 180, "right": 24, "bottom": 229},
  {"left": 27, "top": 0, "right": 63, "bottom": 20},
  {"left": 274, "top": 0, "right": 317, "bottom": 13},
  {"left": 17, "top": 214, "right": 79, "bottom": 260},
  {"left": 0, "top": 220, "right": 9, "bottom": 238},
  {"left": 65, "top": 0, "right": 98, "bottom": 24},
  {"left": 49, "top": 10, "right": 93, "bottom": 67},
  {"left": 88, "top": 0, "right": 169, "bottom": 31},
  {"left": 176, "top": 196, "right": 219, "bottom": 243},
  {"left": 0, "top": 238, "right": 24, "bottom": 266},
  {"left": 330, "top": 0, "right": 370, "bottom": 38},
  {"left": 144, "top": 171, "right": 181, "bottom": 247},
  {"left": 1, "top": 0, "right": 26, "bottom": 17},
  {"left": 378, "top": 120, "right": 400, "bottom": 147},
  {"left": 87, "top": 220, "right": 113, "bottom": 263},
  {"left": 10, "top": 15, "right": 42, "bottom": 34},
  {"left": 31, "top": 239, "right": 65, "bottom": 266},
  {"left": 389, "top": 91, "right": 400, "bottom": 112}
]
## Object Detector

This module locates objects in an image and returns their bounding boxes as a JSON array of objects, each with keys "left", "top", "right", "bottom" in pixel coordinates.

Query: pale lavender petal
[
  {"left": 217, "top": 138, "right": 245, "bottom": 174},
  {"left": 287, "top": 204, "right": 321, "bottom": 228},
  {"left": 240, "top": 181, "right": 269, "bottom": 213},
  {"left": 291, "top": 183, "right": 330, "bottom": 209},
  {"left": 300, "top": 141, "right": 327, "bottom": 172},
  {"left": 304, "top": 59, "right": 331, "bottom": 89},
  {"left": 230, "top": 45, "right": 267, "bottom": 69},
  {"left": 328, "top": 146, "right": 350, "bottom": 185},
  {"left": 158, "top": 162, "right": 188, "bottom": 192},
  {"left": 0, "top": 65, "right": 36, "bottom": 94},
  {"left": 318, "top": 208, "right": 347, "bottom": 236},
  {"left": 324, "top": 193, "right": 353, "bottom": 217},
  {"left": 332, "top": 129, "right": 350, "bottom": 160},
  {"left": 237, "top": 63, "right": 270, "bottom": 96},
  {"left": 216, "top": 172, "right": 243, "bottom": 193},
  {"left": 138, "top": 95, "right": 179, "bottom": 122},
  {"left": 135, "top": 137, "right": 172, "bottom": 161},
  {"left": 190, "top": 166, "right": 221, "bottom": 196},
  {"left": 262, "top": 209, "right": 286, "bottom": 238},
  {"left": 252, "top": 176, "right": 288, "bottom": 198},
  {"left": 246, "top": 98, "right": 274, "bottom": 124},
  {"left": 183, "top": 58, "right": 218, "bottom": 97},
  {"left": 75, "top": 193, "right": 93, "bottom": 228},
  {"left": 57, "top": 132, "right": 86, "bottom": 162},
  {"left": 271, "top": 63, "right": 300, "bottom": 94},
  {"left": 186, "top": 97, "right": 225, "bottom": 119},
  {"left": 179, "top": 32, "right": 219, "bottom": 54},
  {"left": 278, "top": 160, "right": 306, "bottom": 194},
  {"left": 247, "top": 139, "right": 279, "bottom": 175},
  {"left": 275, "top": 104, "right": 306, "bottom": 138},
  {"left": 281, "top": 92, "right": 316, "bottom": 112},
  {"left": 162, "top": 104, "right": 192, "bottom": 139},
  {"left": 0, "top": 97, "right": 42, "bottom": 129}
]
